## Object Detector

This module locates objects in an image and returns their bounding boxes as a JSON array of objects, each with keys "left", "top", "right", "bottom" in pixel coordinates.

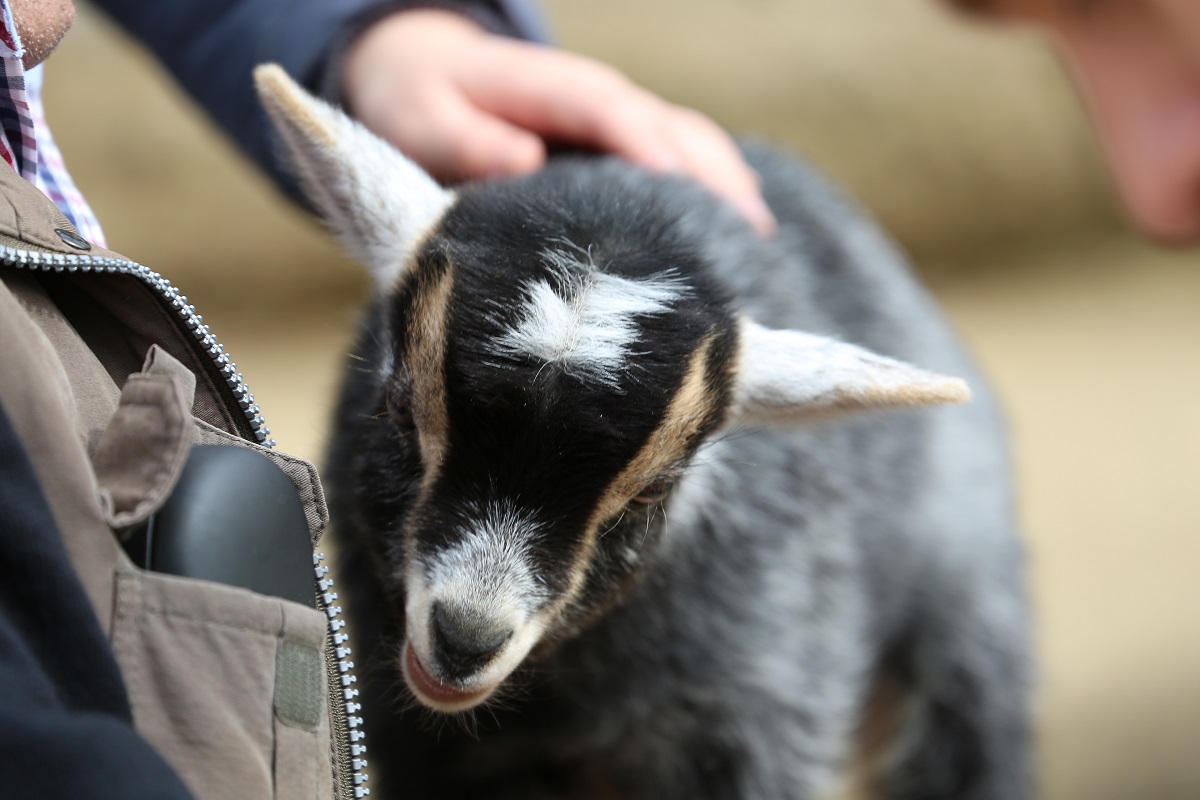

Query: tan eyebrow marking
[
  {"left": 555, "top": 332, "right": 726, "bottom": 608},
  {"left": 405, "top": 256, "right": 455, "bottom": 498}
]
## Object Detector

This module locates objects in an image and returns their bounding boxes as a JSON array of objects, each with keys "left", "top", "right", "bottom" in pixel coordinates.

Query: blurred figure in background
[{"left": 950, "top": 0, "right": 1200, "bottom": 242}]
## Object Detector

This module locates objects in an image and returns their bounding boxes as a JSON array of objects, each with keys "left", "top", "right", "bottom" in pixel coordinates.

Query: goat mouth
[{"left": 403, "top": 643, "right": 493, "bottom": 712}]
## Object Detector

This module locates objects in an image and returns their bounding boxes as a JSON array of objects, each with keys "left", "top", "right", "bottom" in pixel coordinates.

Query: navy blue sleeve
[
  {"left": 0, "top": 401, "right": 195, "bottom": 799},
  {"left": 89, "top": 0, "right": 540, "bottom": 201}
]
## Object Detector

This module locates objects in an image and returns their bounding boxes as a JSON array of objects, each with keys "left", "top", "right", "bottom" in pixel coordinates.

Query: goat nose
[{"left": 430, "top": 601, "right": 512, "bottom": 678}]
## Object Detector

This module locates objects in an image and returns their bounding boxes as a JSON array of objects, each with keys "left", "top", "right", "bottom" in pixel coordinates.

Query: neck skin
[{"left": 9, "top": 0, "right": 75, "bottom": 69}]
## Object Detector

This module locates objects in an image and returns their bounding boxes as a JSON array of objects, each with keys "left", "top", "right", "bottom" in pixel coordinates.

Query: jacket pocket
[{"left": 111, "top": 559, "right": 333, "bottom": 800}]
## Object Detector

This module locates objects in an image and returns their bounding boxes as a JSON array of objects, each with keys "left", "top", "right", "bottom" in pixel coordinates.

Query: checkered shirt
[{"left": 0, "top": 3, "right": 105, "bottom": 247}]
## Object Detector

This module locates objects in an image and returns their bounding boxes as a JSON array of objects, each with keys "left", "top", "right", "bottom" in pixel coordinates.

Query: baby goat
[{"left": 256, "top": 66, "right": 1032, "bottom": 800}]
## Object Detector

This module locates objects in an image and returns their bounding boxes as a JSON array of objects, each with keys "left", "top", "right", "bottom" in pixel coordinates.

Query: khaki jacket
[{"left": 0, "top": 165, "right": 358, "bottom": 799}]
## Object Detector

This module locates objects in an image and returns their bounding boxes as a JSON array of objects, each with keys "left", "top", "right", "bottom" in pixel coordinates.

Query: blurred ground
[{"left": 45, "top": 1, "right": 1200, "bottom": 798}]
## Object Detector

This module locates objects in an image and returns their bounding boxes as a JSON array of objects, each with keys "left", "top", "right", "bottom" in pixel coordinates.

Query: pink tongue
[{"left": 405, "top": 644, "right": 486, "bottom": 704}]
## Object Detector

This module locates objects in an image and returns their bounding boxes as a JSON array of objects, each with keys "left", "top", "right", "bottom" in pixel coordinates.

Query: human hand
[{"left": 340, "top": 9, "right": 776, "bottom": 234}]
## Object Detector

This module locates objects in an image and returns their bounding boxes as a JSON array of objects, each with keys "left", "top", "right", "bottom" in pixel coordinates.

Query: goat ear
[
  {"left": 253, "top": 64, "right": 454, "bottom": 287},
  {"left": 730, "top": 319, "right": 970, "bottom": 425}
]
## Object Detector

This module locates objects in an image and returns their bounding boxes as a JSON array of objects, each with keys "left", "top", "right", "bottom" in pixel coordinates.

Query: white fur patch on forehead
[
  {"left": 425, "top": 500, "right": 549, "bottom": 617},
  {"left": 489, "top": 245, "right": 687, "bottom": 388}
]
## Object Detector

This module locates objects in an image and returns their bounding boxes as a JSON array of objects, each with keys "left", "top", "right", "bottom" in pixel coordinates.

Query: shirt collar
[
  {"left": 0, "top": 0, "right": 105, "bottom": 246},
  {"left": 0, "top": 2, "right": 36, "bottom": 182}
]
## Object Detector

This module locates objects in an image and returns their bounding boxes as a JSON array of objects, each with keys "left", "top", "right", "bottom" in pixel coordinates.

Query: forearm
[
  {"left": 90, "top": 0, "right": 538, "bottom": 197},
  {"left": 89, "top": 1, "right": 772, "bottom": 232}
]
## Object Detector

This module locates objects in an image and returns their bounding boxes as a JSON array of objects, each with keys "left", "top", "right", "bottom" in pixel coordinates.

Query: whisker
[{"left": 599, "top": 509, "right": 628, "bottom": 539}]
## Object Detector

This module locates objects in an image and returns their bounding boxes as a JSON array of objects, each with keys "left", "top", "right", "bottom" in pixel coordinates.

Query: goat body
[{"left": 256, "top": 66, "right": 1032, "bottom": 800}]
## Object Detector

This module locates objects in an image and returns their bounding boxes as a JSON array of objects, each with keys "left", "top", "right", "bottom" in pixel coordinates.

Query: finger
[
  {"left": 458, "top": 44, "right": 687, "bottom": 171},
  {"left": 662, "top": 107, "right": 778, "bottom": 235},
  {"left": 459, "top": 44, "right": 775, "bottom": 232},
  {"left": 375, "top": 82, "right": 547, "bottom": 184}
]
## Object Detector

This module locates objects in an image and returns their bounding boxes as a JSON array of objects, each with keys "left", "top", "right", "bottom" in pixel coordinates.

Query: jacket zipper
[
  {"left": 1, "top": 243, "right": 369, "bottom": 799},
  {"left": 0, "top": 243, "right": 274, "bottom": 446},
  {"left": 316, "top": 551, "right": 371, "bottom": 798}
]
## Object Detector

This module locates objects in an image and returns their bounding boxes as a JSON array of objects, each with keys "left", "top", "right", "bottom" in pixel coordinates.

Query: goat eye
[
  {"left": 385, "top": 393, "right": 416, "bottom": 434},
  {"left": 630, "top": 480, "right": 672, "bottom": 507}
]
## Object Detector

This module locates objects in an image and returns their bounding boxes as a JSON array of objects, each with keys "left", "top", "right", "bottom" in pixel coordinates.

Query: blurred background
[{"left": 45, "top": 1, "right": 1199, "bottom": 798}]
